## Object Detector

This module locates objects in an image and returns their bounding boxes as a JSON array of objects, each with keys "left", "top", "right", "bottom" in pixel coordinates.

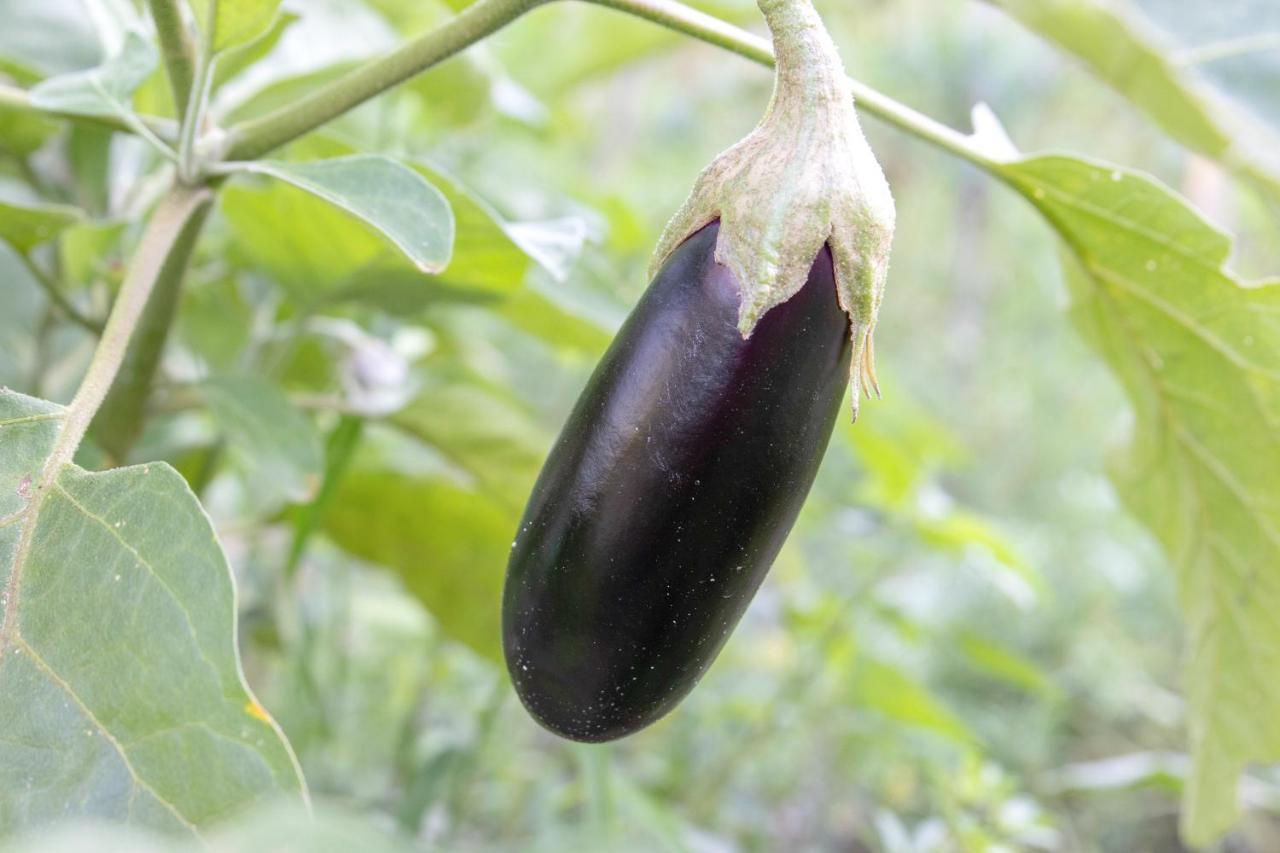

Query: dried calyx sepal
[{"left": 650, "top": 0, "right": 895, "bottom": 418}]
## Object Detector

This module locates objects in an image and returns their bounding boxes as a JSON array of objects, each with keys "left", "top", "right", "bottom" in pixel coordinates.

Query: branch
[
  {"left": 223, "top": 0, "right": 991, "bottom": 170},
  {"left": 226, "top": 0, "right": 550, "bottom": 160},
  {"left": 147, "top": 0, "right": 197, "bottom": 117},
  {"left": 90, "top": 197, "right": 213, "bottom": 464},
  {"left": 43, "top": 186, "right": 212, "bottom": 476}
]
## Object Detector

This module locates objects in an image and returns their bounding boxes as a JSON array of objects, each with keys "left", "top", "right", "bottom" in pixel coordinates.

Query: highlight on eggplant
[{"left": 502, "top": 222, "right": 850, "bottom": 742}]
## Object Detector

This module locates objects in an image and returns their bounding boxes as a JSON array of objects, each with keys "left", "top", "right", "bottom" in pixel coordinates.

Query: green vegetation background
[{"left": 2, "top": 0, "right": 1278, "bottom": 849}]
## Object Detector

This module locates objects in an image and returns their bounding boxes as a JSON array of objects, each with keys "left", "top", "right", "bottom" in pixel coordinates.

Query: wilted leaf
[{"left": 0, "top": 389, "right": 305, "bottom": 837}]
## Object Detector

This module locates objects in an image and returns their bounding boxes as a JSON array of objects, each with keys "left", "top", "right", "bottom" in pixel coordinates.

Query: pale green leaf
[
  {"left": 387, "top": 383, "right": 548, "bottom": 511},
  {"left": 0, "top": 801, "right": 412, "bottom": 852},
  {"left": 29, "top": 30, "right": 156, "bottom": 119},
  {"left": 235, "top": 157, "right": 454, "bottom": 274},
  {"left": 0, "top": 200, "right": 82, "bottom": 254},
  {"left": 956, "top": 631, "right": 1058, "bottom": 698},
  {"left": 850, "top": 657, "right": 975, "bottom": 745},
  {"left": 324, "top": 471, "right": 510, "bottom": 662},
  {"left": 203, "top": 375, "right": 323, "bottom": 507},
  {"left": 213, "top": 11, "right": 299, "bottom": 88},
  {"left": 0, "top": 389, "right": 305, "bottom": 837},
  {"left": 992, "top": 0, "right": 1280, "bottom": 199},
  {"left": 195, "top": 0, "right": 282, "bottom": 53},
  {"left": 1000, "top": 154, "right": 1280, "bottom": 845},
  {"left": 413, "top": 160, "right": 586, "bottom": 290}
]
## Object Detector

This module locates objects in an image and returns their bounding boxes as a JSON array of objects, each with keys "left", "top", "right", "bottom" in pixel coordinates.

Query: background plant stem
[{"left": 16, "top": 251, "right": 103, "bottom": 334}]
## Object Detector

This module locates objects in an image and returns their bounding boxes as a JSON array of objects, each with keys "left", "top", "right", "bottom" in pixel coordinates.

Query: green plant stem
[
  {"left": 226, "top": 0, "right": 550, "bottom": 160},
  {"left": 0, "top": 82, "right": 179, "bottom": 142},
  {"left": 41, "top": 185, "right": 211, "bottom": 478},
  {"left": 147, "top": 0, "right": 198, "bottom": 117},
  {"left": 90, "top": 196, "right": 214, "bottom": 465},
  {"left": 16, "top": 251, "right": 103, "bottom": 334},
  {"left": 223, "top": 0, "right": 991, "bottom": 169}
]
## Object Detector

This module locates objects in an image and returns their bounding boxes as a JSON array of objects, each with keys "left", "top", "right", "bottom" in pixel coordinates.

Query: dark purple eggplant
[{"left": 502, "top": 221, "right": 851, "bottom": 742}]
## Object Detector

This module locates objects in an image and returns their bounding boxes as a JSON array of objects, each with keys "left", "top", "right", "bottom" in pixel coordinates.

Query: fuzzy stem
[
  {"left": 42, "top": 186, "right": 211, "bottom": 478},
  {"left": 757, "top": 0, "right": 846, "bottom": 116},
  {"left": 147, "top": 0, "right": 197, "bottom": 117},
  {"left": 90, "top": 199, "right": 213, "bottom": 464}
]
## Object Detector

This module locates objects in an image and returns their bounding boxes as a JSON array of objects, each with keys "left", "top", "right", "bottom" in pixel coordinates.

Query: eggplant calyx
[{"left": 649, "top": 0, "right": 895, "bottom": 418}]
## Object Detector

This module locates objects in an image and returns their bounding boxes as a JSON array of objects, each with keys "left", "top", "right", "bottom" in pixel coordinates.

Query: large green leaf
[
  {"left": 999, "top": 154, "right": 1280, "bottom": 844},
  {"left": 991, "top": 0, "right": 1280, "bottom": 199},
  {"left": 0, "top": 389, "right": 305, "bottom": 836},
  {"left": 324, "top": 470, "right": 511, "bottom": 662}
]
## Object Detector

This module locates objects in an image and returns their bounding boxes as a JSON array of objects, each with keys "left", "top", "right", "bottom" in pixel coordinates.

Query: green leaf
[
  {"left": 59, "top": 220, "right": 127, "bottom": 290},
  {"left": 220, "top": 177, "right": 394, "bottom": 302},
  {"left": 213, "top": 11, "right": 299, "bottom": 89},
  {"left": 850, "top": 657, "right": 975, "bottom": 746},
  {"left": 991, "top": 0, "right": 1280, "bottom": 199},
  {"left": 203, "top": 375, "right": 324, "bottom": 507},
  {"left": 956, "top": 631, "right": 1057, "bottom": 698},
  {"left": 0, "top": 389, "right": 305, "bottom": 836},
  {"left": 196, "top": 0, "right": 282, "bottom": 53},
  {"left": 0, "top": 199, "right": 82, "bottom": 254},
  {"left": 324, "top": 470, "right": 510, "bottom": 662},
  {"left": 0, "top": 802, "right": 414, "bottom": 852},
  {"left": 29, "top": 30, "right": 157, "bottom": 119},
  {"left": 0, "top": 59, "right": 58, "bottom": 157},
  {"left": 413, "top": 160, "right": 585, "bottom": 291},
  {"left": 234, "top": 157, "right": 454, "bottom": 274},
  {"left": 1000, "top": 154, "right": 1280, "bottom": 845},
  {"left": 387, "top": 384, "right": 548, "bottom": 511}
]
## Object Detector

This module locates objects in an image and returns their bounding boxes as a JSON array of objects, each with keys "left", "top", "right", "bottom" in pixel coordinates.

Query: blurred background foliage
[{"left": 2, "top": 0, "right": 1280, "bottom": 849}]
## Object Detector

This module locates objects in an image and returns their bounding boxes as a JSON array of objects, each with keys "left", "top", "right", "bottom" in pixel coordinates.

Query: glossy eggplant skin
[{"left": 503, "top": 222, "right": 851, "bottom": 742}]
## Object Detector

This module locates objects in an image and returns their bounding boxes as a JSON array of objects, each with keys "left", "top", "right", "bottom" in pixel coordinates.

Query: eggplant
[{"left": 503, "top": 221, "right": 851, "bottom": 742}]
